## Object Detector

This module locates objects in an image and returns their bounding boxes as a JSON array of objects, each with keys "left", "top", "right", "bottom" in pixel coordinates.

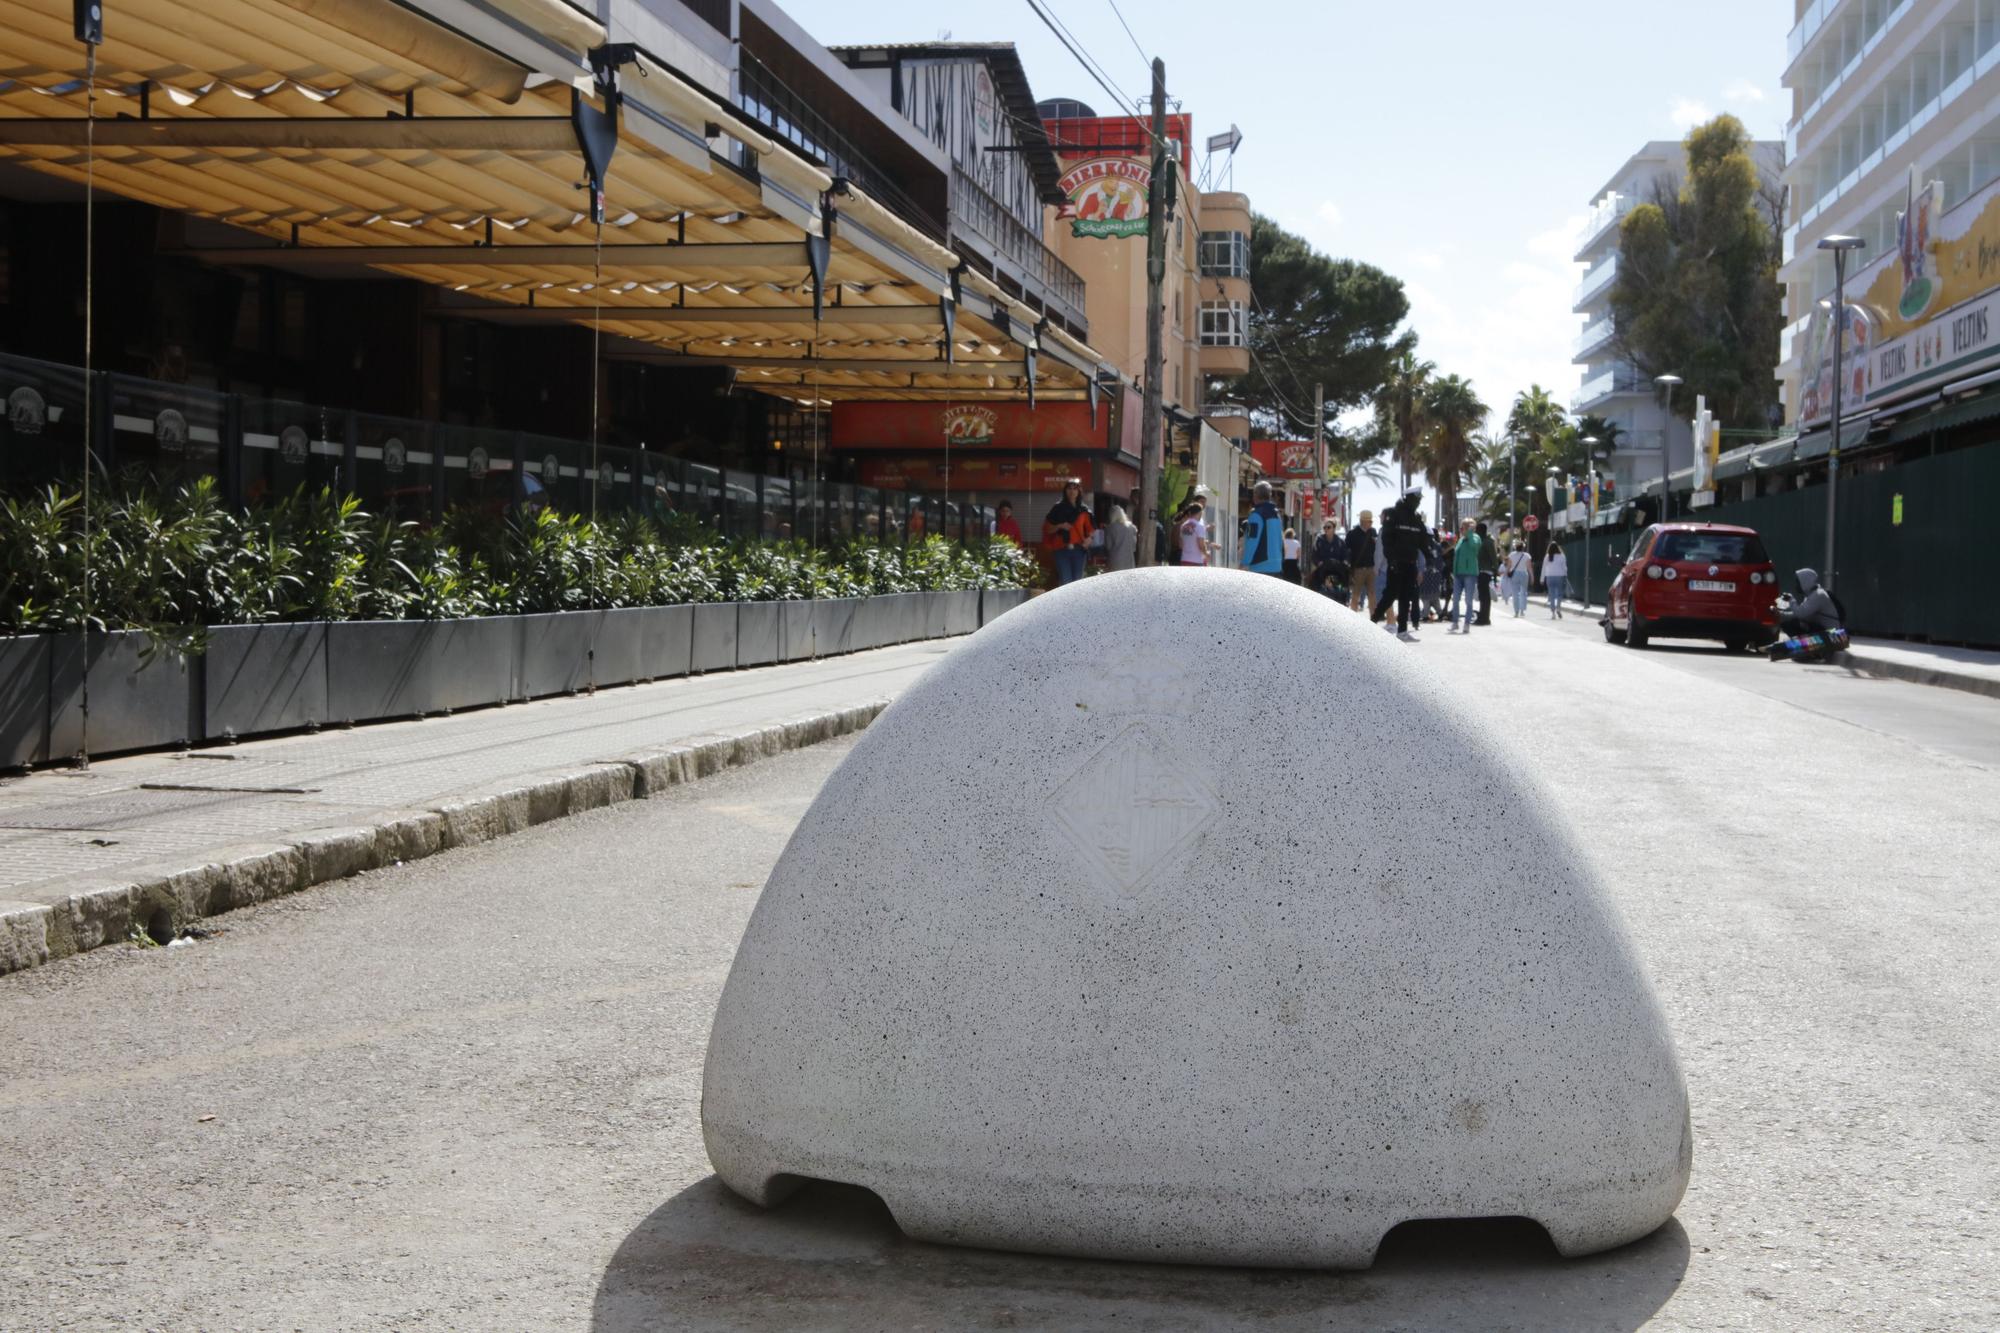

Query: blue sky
[{"left": 785, "top": 0, "right": 1793, "bottom": 521}]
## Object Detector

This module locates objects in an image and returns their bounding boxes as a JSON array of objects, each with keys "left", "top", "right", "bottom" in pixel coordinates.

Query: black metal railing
[
  {"left": 948, "top": 165, "right": 1087, "bottom": 320},
  {"left": 734, "top": 54, "right": 944, "bottom": 240}
]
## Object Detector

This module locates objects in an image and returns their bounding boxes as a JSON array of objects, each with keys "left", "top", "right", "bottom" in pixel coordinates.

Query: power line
[
  {"left": 1106, "top": 0, "right": 1148, "bottom": 64},
  {"left": 1021, "top": 0, "right": 1158, "bottom": 149}
]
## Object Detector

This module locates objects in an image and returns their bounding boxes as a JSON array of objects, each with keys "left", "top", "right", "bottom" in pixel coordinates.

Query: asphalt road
[{"left": 1, "top": 609, "right": 1995, "bottom": 1331}]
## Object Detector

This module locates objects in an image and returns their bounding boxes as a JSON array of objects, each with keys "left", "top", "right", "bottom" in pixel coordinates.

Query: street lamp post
[
  {"left": 1653, "top": 373, "right": 1682, "bottom": 523},
  {"left": 1578, "top": 435, "right": 1599, "bottom": 609},
  {"left": 1818, "top": 234, "right": 1865, "bottom": 591}
]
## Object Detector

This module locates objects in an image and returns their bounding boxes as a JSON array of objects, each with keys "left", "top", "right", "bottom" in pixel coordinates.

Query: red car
[{"left": 1603, "top": 522, "right": 1781, "bottom": 652}]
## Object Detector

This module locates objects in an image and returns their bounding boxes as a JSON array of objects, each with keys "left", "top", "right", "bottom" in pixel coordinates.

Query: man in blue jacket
[{"left": 1241, "top": 481, "right": 1286, "bottom": 576}]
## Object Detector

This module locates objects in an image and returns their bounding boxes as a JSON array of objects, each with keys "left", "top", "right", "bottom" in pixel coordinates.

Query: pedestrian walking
[
  {"left": 1282, "top": 527, "right": 1303, "bottom": 583},
  {"left": 1311, "top": 519, "right": 1350, "bottom": 600},
  {"left": 1104, "top": 504, "right": 1137, "bottom": 572},
  {"left": 1044, "top": 480, "right": 1094, "bottom": 586},
  {"left": 1503, "top": 541, "right": 1532, "bottom": 617},
  {"left": 1474, "top": 520, "right": 1498, "bottom": 626},
  {"left": 1369, "top": 489, "right": 1426, "bottom": 640},
  {"left": 1448, "top": 517, "right": 1482, "bottom": 634},
  {"left": 1543, "top": 542, "right": 1569, "bottom": 618},
  {"left": 1177, "top": 500, "right": 1214, "bottom": 567},
  {"left": 1241, "top": 481, "right": 1286, "bottom": 576},
  {"left": 1422, "top": 530, "right": 1446, "bottom": 624},
  {"left": 1346, "top": 510, "right": 1379, "bottom": 614}
]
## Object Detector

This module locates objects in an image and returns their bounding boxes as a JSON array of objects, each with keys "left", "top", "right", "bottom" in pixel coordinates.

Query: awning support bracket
[{"left": 572, "top": 44, "right": 639, "bottom": 225}]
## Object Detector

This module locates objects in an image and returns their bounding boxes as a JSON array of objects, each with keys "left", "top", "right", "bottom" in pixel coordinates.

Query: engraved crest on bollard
[{"left": 1052, "top": 720, "right": 1218, "bottom": 897}]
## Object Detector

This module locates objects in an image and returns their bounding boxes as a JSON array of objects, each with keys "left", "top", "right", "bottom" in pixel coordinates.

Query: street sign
[
  {"left": 1524, "top": 514, "right": 1540, "bottom": 532},
  {"left": 1205, "top": 125, "right": 1242, "bottom": 155}
]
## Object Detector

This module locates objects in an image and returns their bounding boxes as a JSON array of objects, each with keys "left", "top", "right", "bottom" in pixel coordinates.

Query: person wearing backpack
[
  {"left": 1345, "top": 510, "right": 1379, "bottom": 614},
  {"left": 1241, "top": 481, "right": 1285, "bottom": 576}
]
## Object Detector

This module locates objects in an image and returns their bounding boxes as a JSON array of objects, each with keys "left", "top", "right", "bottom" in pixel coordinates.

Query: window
[
  {"left": 1199, "top": 231, "right": 1250, "bottom": 277},
  {"left": 1198, "top": 300, "right": 1245, "bottom": 347},
  {"left": 1654, "top": 531, "right": 1770, "bottom": 565}
]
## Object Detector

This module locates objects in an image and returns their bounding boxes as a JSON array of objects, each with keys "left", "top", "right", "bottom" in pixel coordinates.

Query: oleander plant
[{"left": 0, "top": 478, "right": 1038, "bottom": 652}]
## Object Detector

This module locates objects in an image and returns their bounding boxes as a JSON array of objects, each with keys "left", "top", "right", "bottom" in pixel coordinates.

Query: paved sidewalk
[
  {"left": 1556, "top": 595, "right": 2000, "bottom": 698},
  {"left": 0, "top": 640, "right": 953, "bottom": 974}
]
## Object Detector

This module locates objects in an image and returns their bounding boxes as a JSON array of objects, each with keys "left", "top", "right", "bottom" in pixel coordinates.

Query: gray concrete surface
[
  {"left": 0, "top": 641, "right": 952, "bottom": 973},
  {"left": 2, "top": 607, "right": 1995, "bottom": 1330}
]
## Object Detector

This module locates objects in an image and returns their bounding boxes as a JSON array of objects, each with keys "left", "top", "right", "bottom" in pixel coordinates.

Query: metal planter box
[
  {"left": 45, "top": 630, "right": 199, "bottom": 757},
  {"left": 0, "top": 634, "right": 51, "bottom": 767},
  {"left": 326, "top": 618, "right": 514, "bottom": 722},
  {"left": 691, "top": 603, "right": 738, "bottom": 673},
  {"left": 811, "top": 597, "right": 860, "bottom": 656},
  {"left": 981, "top": 588, "right": 1030, "bottom": 626},
  {"left": 941, "top": 590, "right": 981, "bottom": 637},
  {"left": 203, "top": 622, "right": 328, "bottom": 741},
  {"left": 594, "top": 607, "right": 648, "bottom": 686},
  {"left": 848, "top": 595, "right": 894, "bottom": 652},
  {"left": 776, "top": 600, "right": 817, "bottom": 663},
  {"left": 641, "top": 604, "right": 693, "bottom": 680},
  {"left": 736, "top": 601, "right": 781, "bottom": 668},
  {"left": 516, "top": 611, "right": 598, "bottom": 699},
  {"left": 890, "top": 592, "right": 929, "bottom": 645}
]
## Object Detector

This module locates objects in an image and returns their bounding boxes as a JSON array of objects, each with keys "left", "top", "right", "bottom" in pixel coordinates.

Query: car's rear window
[{"left": 1655, "top": 531, "right": 1768, "bottom": 565}]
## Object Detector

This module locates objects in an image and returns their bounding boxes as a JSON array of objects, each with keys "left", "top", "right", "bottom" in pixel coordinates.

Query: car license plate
[{"left": 1688, "top": 579, "right": 1735, "bottom": 592}]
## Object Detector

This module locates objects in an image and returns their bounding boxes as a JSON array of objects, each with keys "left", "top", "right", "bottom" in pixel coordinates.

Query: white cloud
[
  {"left": 1316, "top": 200, "right": 1343, "bottom": 227},
  {"left": 1722, "top": 78, "right": 1768, "bottom": 104},
  {"left": 1668, "top": 97, "right": 1711, "bottom": 129},
  {"left": 1527, "top": 214, "right": 1587, "bottom": 263}
]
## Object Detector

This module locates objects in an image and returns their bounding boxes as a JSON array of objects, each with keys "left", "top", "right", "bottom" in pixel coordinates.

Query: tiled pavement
[{"left": 0, "top": 640, "right": 949, "bottom": 901}]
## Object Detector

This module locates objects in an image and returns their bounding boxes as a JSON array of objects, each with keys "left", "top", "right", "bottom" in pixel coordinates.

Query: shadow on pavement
[{"left": 592, "top": 1176, "right": 1690, "bottom": 1331}]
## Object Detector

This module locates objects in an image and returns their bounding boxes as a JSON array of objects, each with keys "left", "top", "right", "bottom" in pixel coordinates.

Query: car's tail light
[
  {"left": 1663, "top": 567, "right": 1679, "bottom": 581},
  {"left": 1645, "top": 564, "right": 1664, "bottom": 580}
]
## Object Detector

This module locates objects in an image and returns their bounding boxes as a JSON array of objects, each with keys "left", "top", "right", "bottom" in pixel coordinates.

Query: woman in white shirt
[
  {"left": 1281, "top": 528, "right": 1302, "bottom": 583},
  {"left": 1502, "top": 541, "right": 1533, "bottom": 617},
  {"left": 1542, "top": 543, "right": 1569, "bottom": 618},
  {"left": 1177, "top": 501, "right": 1211, "bottom": 566}
]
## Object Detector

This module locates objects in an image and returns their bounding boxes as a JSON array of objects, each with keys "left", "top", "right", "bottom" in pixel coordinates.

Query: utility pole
[
  {"left": 1138, "top": 58, "right": 1168, "bottom": 566},
  {"left": 1312, "top": 380, "right": 1325, "bottom": 583}
]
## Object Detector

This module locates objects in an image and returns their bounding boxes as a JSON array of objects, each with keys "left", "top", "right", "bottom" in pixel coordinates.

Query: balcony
[
  {"left": 1572, "top": 365, "right": 1648, "bottom": 411},
  {"left": 1575, "top": 194, "right": 1633, "bottom": 258},
  {"left": 1573, "top": 254, "right": 1618, "bottom": 309},
  {"left": 947, "top": 165, "right": 1088, "bottom": 333},
  {"left": 735, "top": 53, "right": 943, "bottom": 238},
  {"left": 1573, "top": 317, "right": 1617, "bottom": 359},
  {"left": 1787, "top": 0, "right": 1847, "bottom": 66}
]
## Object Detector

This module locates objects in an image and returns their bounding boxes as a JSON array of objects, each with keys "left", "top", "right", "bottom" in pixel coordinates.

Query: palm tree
[
  {"left": 1505, "top": 385, "right": 1566, "bottom": 449},
  {"left": 1421, "top": 374, "right": 1488, "bottom": 529},
  {"left": 1375, "top": 349, "right": 1434, "bottom": 495}
]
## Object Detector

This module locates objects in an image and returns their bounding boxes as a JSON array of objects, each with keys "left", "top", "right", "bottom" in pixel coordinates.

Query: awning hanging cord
[
  {"left": 589, "top": 215, "right": 602, "bottom": 628},
  {"left": 78, "top": 41, "right": 97, "bottom": 769}
]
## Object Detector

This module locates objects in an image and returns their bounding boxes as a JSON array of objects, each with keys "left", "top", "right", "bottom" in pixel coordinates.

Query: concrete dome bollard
[{"left": 701, "top": 568, "right": 1690, "bottom": 1269}]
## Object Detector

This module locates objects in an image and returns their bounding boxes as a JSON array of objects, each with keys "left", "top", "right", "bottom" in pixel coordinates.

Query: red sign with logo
[
  {"left": 1249, "top": 438, "right": 1320, "bottom": 480},
  {"left": 1524, "top": 514, "right": 1540, "bottom": 532},
  {"left": 832, "top": 400, "right": 1110, "bottom": 452}
]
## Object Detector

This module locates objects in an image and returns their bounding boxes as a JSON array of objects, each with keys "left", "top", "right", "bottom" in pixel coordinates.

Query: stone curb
[
  {"left": 0, "top": 700, "right": 889, "bottom": 977},
  {"left": 1840, "top": 650, "right": 2000, "bottom": 701}
]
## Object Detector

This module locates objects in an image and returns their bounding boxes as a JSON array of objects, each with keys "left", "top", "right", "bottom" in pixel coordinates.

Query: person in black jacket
[
  {"left": 1345, "top": 511, "right": 1379, "bottom": 614},
  {"left": 1310, "top": 519, "right": 1349, "bottom": 599},
  {"left": 1370, "top": 490, "right": 1427, "bottom": 639}
]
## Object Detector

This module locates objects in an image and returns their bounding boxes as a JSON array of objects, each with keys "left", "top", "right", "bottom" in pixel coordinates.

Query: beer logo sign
[
  {"left": 383, "top": 437, "right": 407, "bottom": 474},
  {"left": 467, "top": 445, "right": 489, "bottom": 480},
  {"left": 1058, "top": 157, "right": 1150, "bottom": 239},
  {"left": 279, "top": 424, "right": 310, "bottom": 465},
  {"left": 1279, "top": 443, "right": 1317, "bottom": 477},
  {"left": 7, "top": 385, "right": 46, "bottom": 436},
  {"left": 154, "top": 408, "right": 187, "bottom": 455},
  {"left": 939, "top": 405, "right": 998, "bottom": 446}
]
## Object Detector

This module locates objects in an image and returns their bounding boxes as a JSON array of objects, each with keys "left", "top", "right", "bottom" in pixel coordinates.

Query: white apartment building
[
  {"left": 1779, "top": 0, "right": 2000, "bottom": 426},
  {"left": 1573, "top": 140, "right": 1784, "bottom": 503}
]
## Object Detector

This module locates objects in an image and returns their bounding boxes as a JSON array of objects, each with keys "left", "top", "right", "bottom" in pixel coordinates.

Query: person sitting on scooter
[{"left": 1780, "top": 568, "right": 1841, "bottom": 636}]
